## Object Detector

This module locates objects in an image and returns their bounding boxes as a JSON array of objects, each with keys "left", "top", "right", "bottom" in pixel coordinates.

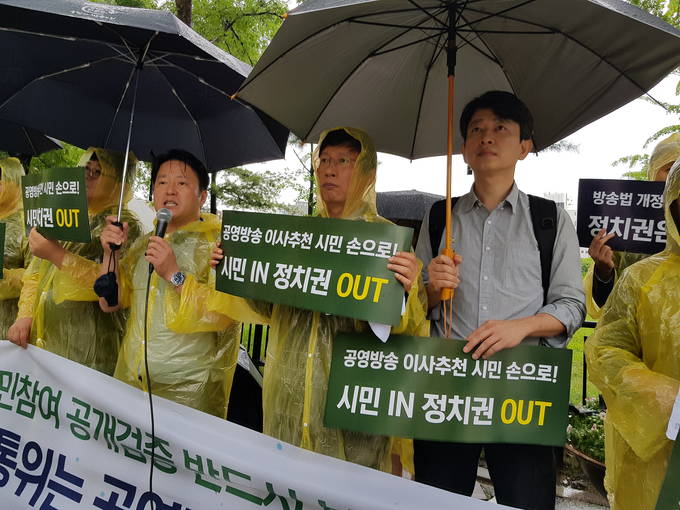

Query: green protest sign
[
  {"left": 216, "top": 211, "right": 413, "bottom": 325},
  {"left": 325, "top": 333, "right": 572, "bottom": 446},
  {"left": 0, "top": 223, "right": 5, "bottom": 277},
  {"left": 655, "top": 437, "right": 680, "bottom": 510},
  {"left": 21, "top": 168, "right": 90, "bottom": 243}
]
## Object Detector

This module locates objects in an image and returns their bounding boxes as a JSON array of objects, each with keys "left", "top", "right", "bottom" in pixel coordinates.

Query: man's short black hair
[
  {"left": 460, "top": 91, "right": 534, "bottom": 142},
  {"left": 151, "top": 149, "right": 209, "bottom": 192},
  {"left": 319, "top": 129, "right": 362, "bottom": 154}
]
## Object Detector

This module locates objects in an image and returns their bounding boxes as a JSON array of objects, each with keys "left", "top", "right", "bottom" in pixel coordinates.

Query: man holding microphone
[{"left": 76, "top": 149, "right": 240, "bottom": 417}]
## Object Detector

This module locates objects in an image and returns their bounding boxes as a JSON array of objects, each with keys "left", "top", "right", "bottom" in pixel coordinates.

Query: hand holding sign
[
  {"left": 210, "top": 242, "right": 223, "bottom": 270},
  {"left": 387, "top": 251, "right": 418, "bottom": 293},
  {"left": 588, "top": 228, "right": 616, "bottom": 280},
  {"left": 28, "top": 227, "right": 66, "bottom": 268},
  {"left": 7, "top": 317, "right": 32, "bottom": 348}
]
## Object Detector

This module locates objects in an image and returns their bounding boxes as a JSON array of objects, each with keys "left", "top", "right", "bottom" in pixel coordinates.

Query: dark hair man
[{"left": 414, "top": 91, "right": 586, "bottom": 510}]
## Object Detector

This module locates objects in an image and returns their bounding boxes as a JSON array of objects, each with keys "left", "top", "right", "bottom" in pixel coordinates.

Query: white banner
[{"left": 0, "top": 341, "right": 510, "bottom": 509}]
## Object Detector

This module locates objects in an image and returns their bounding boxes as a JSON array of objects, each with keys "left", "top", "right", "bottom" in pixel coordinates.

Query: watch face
[{"left": 171, "top": 271, "right": 185, "bottom": 286}]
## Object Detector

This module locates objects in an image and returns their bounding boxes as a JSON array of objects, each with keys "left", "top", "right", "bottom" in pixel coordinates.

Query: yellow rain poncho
[
  {"left": 584, "top": 133, "right": 680, "bottom": 318},
  {"left": 17, "top": 148, "right": 142, "bottom": 375},
  {"left": 0, "top": 157, "right": 30, "bottom": 339},
  {"left": 114, "top": 213, "right": 240, "bottom": 418},
  {"left": 178, "top": 127, "right": 429, "bottom": 470},
  {"left": 584, "top": 160, "right": 680, "bottom": 510}
]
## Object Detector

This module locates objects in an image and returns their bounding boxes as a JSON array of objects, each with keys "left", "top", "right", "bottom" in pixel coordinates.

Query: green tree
[
  {"left": 286, "top": 137, "right": 316, "bottom": 215},
  {"left": 159, "top": 0, "right": 287, "bottom": 65},
  {"left": 0, "top": 143, "right": 85, "bottom": 175},
  {"left": 210, "top": 166, "right": 294, "bottom": 213},
  {"left": 613, "top": 0, "right": 680, "bottom": 179}
]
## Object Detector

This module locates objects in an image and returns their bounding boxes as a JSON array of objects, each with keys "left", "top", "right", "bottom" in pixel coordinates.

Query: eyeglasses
[
  {"left": 85, "top": 164, "right": 102, "bottom": 178},
  {"left": 318, "top": 156, "right": 356, "bottom": 169}
]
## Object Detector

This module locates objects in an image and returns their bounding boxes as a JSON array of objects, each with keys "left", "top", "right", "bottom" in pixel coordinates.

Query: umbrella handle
[
  {"left": 109, "top": 221, "right": 123, "bottom": 252},
  {"left": 439, "top": 246, "right": 456, "bottom": 301}
]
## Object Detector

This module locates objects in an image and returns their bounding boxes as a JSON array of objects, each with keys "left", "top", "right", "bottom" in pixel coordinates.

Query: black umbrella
[
  {"left": 235, "top": 0, "right": 680, "bottom": 282},
  {"left": 0, "top": 120, "right": 62, "bottom": 156},
  {"left": 0, "top": 0, "right": 289, "bottom": 218}
]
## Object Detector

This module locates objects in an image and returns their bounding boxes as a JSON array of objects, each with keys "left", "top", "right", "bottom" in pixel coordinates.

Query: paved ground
[
  {"left": 479, "top": 482, "right": 609, "bottom": 509},
  {"left": 484, "top": 496, "right": 606, "bottom": 509},
  {"left": 556, "top": 497, "right": 607, "bottom": 509}
]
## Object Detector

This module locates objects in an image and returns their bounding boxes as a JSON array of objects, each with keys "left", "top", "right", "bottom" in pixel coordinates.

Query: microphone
[{"left": 149, "top": 208, "right": 173, "bottom": 274}]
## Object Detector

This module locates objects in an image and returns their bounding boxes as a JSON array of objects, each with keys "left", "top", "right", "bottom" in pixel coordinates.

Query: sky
[{"left": 253, "top": 74, "right": 678, "bottom": 210}]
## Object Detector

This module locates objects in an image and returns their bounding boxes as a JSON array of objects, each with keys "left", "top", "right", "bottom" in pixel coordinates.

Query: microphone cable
[
  {"left": 143, "top": 268, "right": 157, "bottom": 508},
  {"left": 141, "top": 207, "right": 171, "bottom": 507}
]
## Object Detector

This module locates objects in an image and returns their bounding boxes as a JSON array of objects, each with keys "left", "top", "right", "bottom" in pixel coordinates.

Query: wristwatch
[{"left": 169, "top": 271, "right": 186, "bottom": 287}]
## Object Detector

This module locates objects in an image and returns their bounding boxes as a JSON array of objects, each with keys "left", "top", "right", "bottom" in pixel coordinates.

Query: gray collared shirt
[{"left": 415, "top": 183, "right": 585, "bottom": 347}]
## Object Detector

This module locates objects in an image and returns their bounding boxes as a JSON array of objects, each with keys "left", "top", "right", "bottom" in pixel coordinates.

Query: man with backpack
[{"left": 413, "top": 91, "right": 585, "bottom": 510}]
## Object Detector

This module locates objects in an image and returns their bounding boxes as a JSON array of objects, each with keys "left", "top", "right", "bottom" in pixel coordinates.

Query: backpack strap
[
  {"left": 527, "top": 194, "right": 558, "bottom": 305},
  {"left": 428, "top": 197, "right": 459, "bottom": 258}
]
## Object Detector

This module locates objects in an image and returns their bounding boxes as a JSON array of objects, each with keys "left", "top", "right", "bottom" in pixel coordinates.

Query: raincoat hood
[
  {"left": 0, "top": 157, "right": 24, "bottom": 219},
  {"left": 648, "top": 133, "right": 680, "bottom": 181},
  {"left": 313, "top": 127, "right": 378, "bottom": 220},
  {"left": 664, "top": 158, "right": 680, "bottom": 254},
  {"left": 79, "top": 147, "right": 137, "bottom": 215}
]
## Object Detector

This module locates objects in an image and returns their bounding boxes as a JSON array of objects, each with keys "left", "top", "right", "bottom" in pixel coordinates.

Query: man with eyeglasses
[
  {"left": 7, "top": 148, "right": 143, "bottom": 378},
  {"left": 171, "top": 127, "right": 429, "bottom": 470}
]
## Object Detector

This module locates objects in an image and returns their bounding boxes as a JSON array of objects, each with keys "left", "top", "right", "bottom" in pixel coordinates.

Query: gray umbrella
[
  {"left": 235, "top": 0, "right": 680, "bottom": 279},
  {"left": 0, "top": 120, "right": 62, "bottom": 156},
  {"left": 238, "top": 0, "right": 680, "bottom": 157},
  {"left": 377, "top": 190, "right": 444, "bottom": 222}
]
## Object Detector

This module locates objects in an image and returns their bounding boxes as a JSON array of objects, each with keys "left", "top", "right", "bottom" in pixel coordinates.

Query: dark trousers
[{"left": 414, "top": 440, "right": 557, "bottom": 510}]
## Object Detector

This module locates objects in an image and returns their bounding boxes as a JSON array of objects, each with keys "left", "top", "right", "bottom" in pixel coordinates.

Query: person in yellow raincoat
[
  {"left": 96, "top": 149, "right": 240, "bottom": 418},
  {"left": 584, "top": 133, "right": 680, "bottom": 318},
  {"left": 178, "top": 127, "right": 429, "bottom": 470},
  {"left": 585, "top": 158, "right": 680, "bottom": 510},
  {"left": 7, "top": 149, "right": 143, "bottom": 377},
  {"left": 0, "top": 157, "right": 30, "bottom": 339}
]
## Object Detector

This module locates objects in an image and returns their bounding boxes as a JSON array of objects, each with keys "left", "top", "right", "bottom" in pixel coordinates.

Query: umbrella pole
[
  {"left": 441, "top": 75, "right": 456, "bottom": 338},
  {"left": 210, "top": 170, "right": 217, "bottom": 214},
  {"left": 441, "top": 5, "right": 457, "bottom": 338},
  {"left": 115, "top": 68, "right": 142, "bottom": 223},
  {"left": 443, "top": 74, "right": 455, "bottom": 265}
]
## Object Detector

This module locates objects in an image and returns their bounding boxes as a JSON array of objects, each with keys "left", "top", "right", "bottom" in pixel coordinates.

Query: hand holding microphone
[{"left": 145, "top": 208, "right": 179, "bottom": 280}]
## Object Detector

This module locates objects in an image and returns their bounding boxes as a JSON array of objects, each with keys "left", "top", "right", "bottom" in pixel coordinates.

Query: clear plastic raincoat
[
  {"left": 584, "top": 133, "right": 680, "bottom": 318},
  {"left": 113, "top": 213, "right": 239, "bottom": 418},
  {"left": 0, "top": 157, "right": 30, "bottom": 339},
  {"left": 584, "top": 160, "right": 680, "bottom": 510},
  {"left": 17, "top": 148, "right": 142, "bottom": 375},
  {"left": 178, "top": 127, "right": 429, "bottom": 469}
]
